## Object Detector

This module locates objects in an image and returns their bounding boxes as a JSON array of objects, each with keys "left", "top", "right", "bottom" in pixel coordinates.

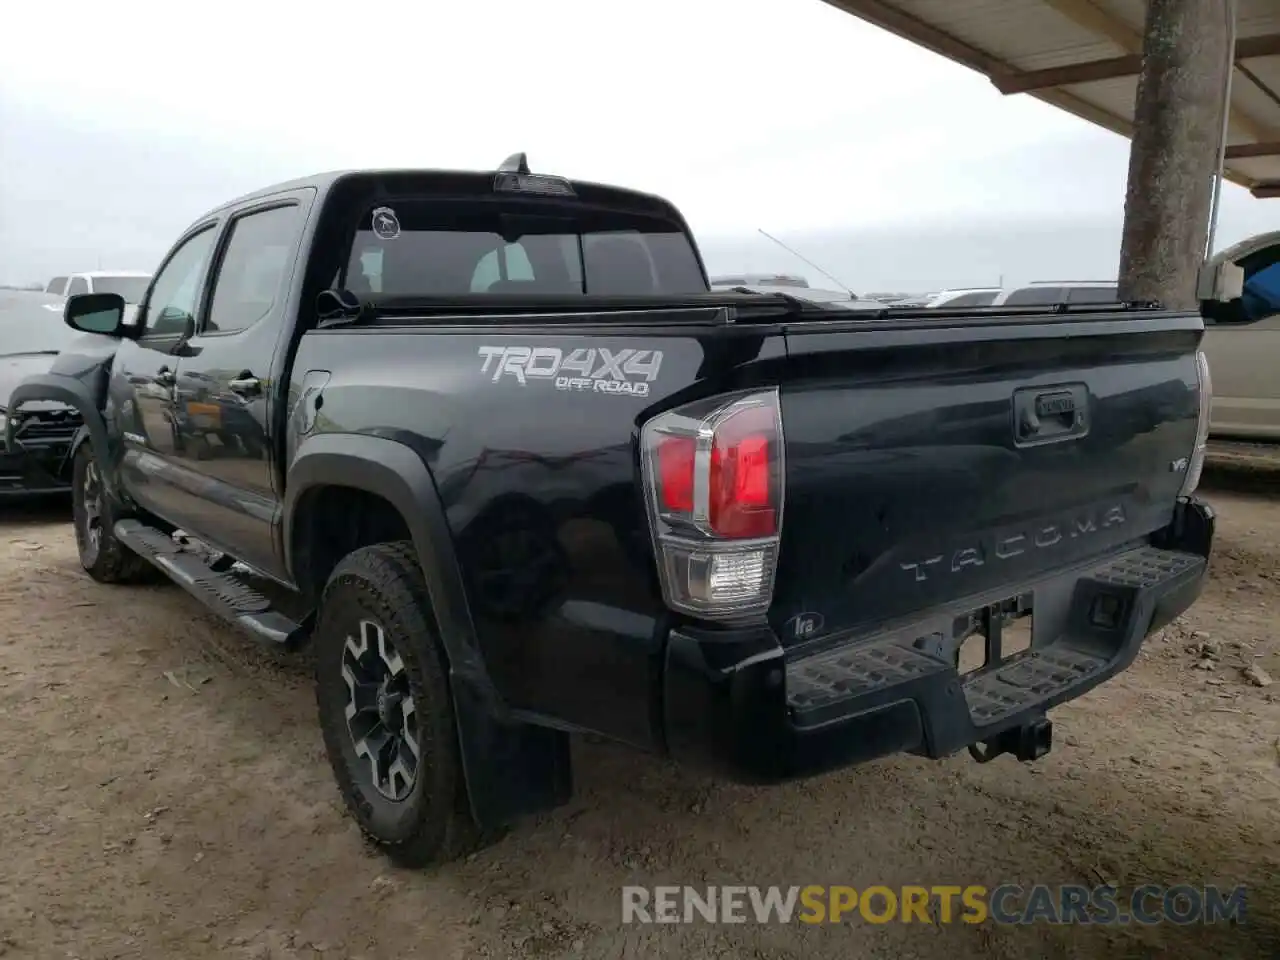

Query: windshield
[
  {"left": 92, "top": 276, "right": 150, "bottom": 303},
  {"left": 344, "top": 200, "right": 706, "bottom": 298}
]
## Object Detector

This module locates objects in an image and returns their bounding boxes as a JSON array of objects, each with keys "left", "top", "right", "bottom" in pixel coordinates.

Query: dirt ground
[{"left": 2, "top": 459, "right": 1279, "bottom": 960}]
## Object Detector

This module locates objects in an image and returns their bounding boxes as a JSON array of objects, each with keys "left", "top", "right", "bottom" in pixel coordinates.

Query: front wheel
[
  {"left": 314, "top": 541, "right": 475, "bottom": 867},
  {"left": 71, "top": 444, "right": 155, "bottom": 584}
]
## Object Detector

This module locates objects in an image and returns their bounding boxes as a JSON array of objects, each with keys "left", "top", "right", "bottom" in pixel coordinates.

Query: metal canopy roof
[{"left": 823, "top": 0, "right": 1280, "bottom": 198}]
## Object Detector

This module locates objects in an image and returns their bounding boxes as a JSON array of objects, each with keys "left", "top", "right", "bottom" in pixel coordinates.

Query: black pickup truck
[{"left": 8, "top": 156, "right": 1216, "bottom": 867}]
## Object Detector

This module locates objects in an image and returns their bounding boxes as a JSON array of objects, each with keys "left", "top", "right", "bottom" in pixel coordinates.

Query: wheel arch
[{"left": 285, "top": 432, "right": 571, "bottom": 830}]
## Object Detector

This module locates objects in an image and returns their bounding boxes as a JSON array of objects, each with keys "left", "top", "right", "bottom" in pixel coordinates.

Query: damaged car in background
[{"left": 0, "top": 290, "right": 110, "bottom": 496}]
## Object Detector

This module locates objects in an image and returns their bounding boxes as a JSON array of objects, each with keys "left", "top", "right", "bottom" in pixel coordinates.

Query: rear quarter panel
[{"left": 288, "top": 323, "right": 785, "bottom": 747}]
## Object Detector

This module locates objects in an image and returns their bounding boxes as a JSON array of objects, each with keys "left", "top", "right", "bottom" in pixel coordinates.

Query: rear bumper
[{"left": 662, "top": 497, "right": 1214, "bottom": 783}]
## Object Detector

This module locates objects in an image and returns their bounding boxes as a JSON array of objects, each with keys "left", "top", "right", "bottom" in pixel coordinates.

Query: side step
[{"left": 115, "top": 520, "right": 304, "bottom": 646}]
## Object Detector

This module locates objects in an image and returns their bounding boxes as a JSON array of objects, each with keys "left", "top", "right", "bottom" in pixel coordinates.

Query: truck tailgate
[{"left": 771, "top": 311, "right": 1204, "bottom": 643}]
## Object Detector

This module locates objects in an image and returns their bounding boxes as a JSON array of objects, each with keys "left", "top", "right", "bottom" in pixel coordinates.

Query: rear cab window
[{"left": 339, "top": 189, "right": 707, "bottom": 300}]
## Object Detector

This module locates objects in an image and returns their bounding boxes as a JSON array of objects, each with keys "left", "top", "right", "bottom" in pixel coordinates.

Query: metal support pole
[{"left": 1205, "top": 0, "right": 1239, "bottom": 259}]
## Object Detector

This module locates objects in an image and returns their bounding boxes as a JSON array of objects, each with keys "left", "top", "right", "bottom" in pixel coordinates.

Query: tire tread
[{"left": 314, "top": 540, "right": 477, "bottom": 868}]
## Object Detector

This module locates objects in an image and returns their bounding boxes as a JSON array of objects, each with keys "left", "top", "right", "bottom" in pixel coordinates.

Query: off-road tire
[
  {"left": 71, "top": 444, "right": 156, "bottom": 584},
  {"left": 314, "top": 541, "right": 476, "bottom": 868}
]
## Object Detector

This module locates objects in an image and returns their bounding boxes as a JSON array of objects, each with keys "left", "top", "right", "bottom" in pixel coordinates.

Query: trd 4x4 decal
[{"left": 477, "top": 345, "right": 663, "bottom": 397}]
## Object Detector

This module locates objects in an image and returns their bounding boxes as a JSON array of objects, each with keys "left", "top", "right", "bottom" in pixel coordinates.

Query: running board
[{"left": 114, "top": 519, "right": 303, "bottom": 646}]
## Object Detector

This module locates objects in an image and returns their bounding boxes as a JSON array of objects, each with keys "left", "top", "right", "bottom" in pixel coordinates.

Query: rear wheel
[
  {"left": 314, "top": 541, "right": 475, "bottom": 867},
  {"left": 71, "top": 444, "right": 154, "bottom": 584}
]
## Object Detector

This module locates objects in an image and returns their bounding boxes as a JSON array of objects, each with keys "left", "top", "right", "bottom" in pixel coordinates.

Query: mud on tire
[{"left": 313, "top": 541, "right": 476, "bottom": 868}]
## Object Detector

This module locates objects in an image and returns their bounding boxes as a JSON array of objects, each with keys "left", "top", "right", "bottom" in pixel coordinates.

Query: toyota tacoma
[{"left": 7, "top": 155, "right": 1216, "bottom": 866}]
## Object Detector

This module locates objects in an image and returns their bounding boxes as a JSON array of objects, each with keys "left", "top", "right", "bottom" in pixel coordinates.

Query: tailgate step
[
  {"left": 784, "top": 543, "right": 1206, "bottom": 736},
  {"left": 115, "top": 519, "right": 302, "bottom": 645},
  {"left": 1089, "top": 545, "right": 1203, "bottom": 588},
  {"left": 963, "top": 647, "right": 1105, "bottom": 724},
  {"left": 787, "top": 643, "right": 949, "bottom": 723}
]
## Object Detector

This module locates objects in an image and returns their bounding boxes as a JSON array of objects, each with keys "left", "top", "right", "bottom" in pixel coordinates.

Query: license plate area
[{"left": 955, "top": 594, "right": 1034, "bottom": 676}]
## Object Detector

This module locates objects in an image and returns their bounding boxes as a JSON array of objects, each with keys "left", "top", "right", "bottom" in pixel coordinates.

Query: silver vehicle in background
[
  {"left": 927, "top": 286, "right": 1002, "bottom": 308},
  {"left": 44, "top": 271, "right": 151, "bottom": 303},
  {"left": 710, "top": 281, "right": 887, "bottom": 310},
  {"left": 990, "top": 280, "right": 1119, "bottom": 306},
  {"left": 1199, "top": 230, "right": 1280, "bottom": 440},
  {"left": 708, "top": 273, "right": 809, "bottom": 289}
]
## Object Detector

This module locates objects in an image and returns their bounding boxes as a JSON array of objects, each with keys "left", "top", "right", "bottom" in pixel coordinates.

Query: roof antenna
[
  {"left": 757, "top": 228, "right": 855, "bottom": 296},
  {"left": 498, "top": 152, "right": 530, "bottom": 174}
]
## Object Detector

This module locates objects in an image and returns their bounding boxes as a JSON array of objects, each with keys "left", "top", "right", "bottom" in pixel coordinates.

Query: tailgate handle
[{"left": 1014, "top": 385, "right": 1088, "bottom": 447}]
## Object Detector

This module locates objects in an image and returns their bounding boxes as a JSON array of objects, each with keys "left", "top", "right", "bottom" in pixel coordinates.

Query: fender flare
[
  {"left": 285, "top": 432, "right": 571, "bottom": 828},
  {"left": 285, "top": 432, "right": 492, "bottom": 696},
  {"left": 6, "top": 374, "right": 117, "bottom": 497}
]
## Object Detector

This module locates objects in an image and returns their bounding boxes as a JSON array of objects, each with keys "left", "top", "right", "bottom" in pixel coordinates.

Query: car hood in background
[{"left": 0, "top": 353, "right": 60, "bottom": 409}]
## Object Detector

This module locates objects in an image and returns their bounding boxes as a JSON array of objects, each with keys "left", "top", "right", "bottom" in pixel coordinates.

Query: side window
[
  {"left": 67, "top": 276, "right": 89, "bottom": 296},
  {"left": 469, "top": 243, "right": 535, "bottom": 292},
  {"left": 206, "top": 205, "right": 302, "bottom": 334},
  {"left": 47, "top": 277, "right": 67, "bottom": 295},
  {"left": 145, "top": 228, "right": 218, "bottom": 336}
]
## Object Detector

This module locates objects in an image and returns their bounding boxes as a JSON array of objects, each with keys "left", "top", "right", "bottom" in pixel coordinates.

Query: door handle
[
  {"left": 229, "top": 376, "right": 262, "bottom": 396},
  {"left": 156, "top": 367, "right": 176, "bottom": 387}
]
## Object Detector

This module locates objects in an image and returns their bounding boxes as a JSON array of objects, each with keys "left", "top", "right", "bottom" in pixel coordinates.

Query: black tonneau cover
[{"left": 319, "top": 290, "right": 1172, "bottom": 328}]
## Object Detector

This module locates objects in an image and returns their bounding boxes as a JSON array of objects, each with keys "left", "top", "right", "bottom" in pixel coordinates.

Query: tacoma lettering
[{"left": 900, "top": 505, "right": 1127, "bottom": 583}]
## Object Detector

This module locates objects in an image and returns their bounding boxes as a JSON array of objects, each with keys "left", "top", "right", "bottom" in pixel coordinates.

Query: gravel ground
[{"left": 0, "top": 458, "right": 1278, "bottom": 959}]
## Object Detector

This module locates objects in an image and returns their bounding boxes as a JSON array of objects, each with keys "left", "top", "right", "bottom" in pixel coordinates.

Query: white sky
[{"left": 1, "top": 0, "right": 1274, "bottom": 290}]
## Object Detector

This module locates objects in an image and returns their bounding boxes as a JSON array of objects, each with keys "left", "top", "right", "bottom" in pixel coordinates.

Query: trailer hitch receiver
[{"left": 968, "top": 717, "right": 1053, "bottom": 764}]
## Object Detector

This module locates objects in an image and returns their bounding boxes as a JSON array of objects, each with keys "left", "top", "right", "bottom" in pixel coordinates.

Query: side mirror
[
  {"left": 64, "top": 292, "right": 131, "bottom": 337},
  {"left": 1197, "top": 260, "right": 1244, "bottom": 302}
]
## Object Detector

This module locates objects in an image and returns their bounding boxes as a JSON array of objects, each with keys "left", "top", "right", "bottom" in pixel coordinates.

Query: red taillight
[
  {"left": 657, "top": 435, "right": 696, "bottom": 512},
  {"left": 640, "top": 389, "right": 785, "bottom": 622},
  {"left": 708, "top": 405, "right": 775, "bottom": 538}
]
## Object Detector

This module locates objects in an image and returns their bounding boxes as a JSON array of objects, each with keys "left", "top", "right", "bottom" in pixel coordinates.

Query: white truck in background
[{"left": 44, "top": 271, "right": 151, "bottom": 303}]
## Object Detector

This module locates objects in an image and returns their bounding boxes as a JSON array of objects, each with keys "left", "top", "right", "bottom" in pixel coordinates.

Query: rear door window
[
  {"left": 344, "top": 201, "right": 706, "bottom": 298},
  {"left": 206, "top": 204, "right": 302, "bottom": 334}
]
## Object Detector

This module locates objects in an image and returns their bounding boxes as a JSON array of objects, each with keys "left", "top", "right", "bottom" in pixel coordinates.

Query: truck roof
[{"left": 195, "top": 166, "right": 681, "bottom": 224}]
